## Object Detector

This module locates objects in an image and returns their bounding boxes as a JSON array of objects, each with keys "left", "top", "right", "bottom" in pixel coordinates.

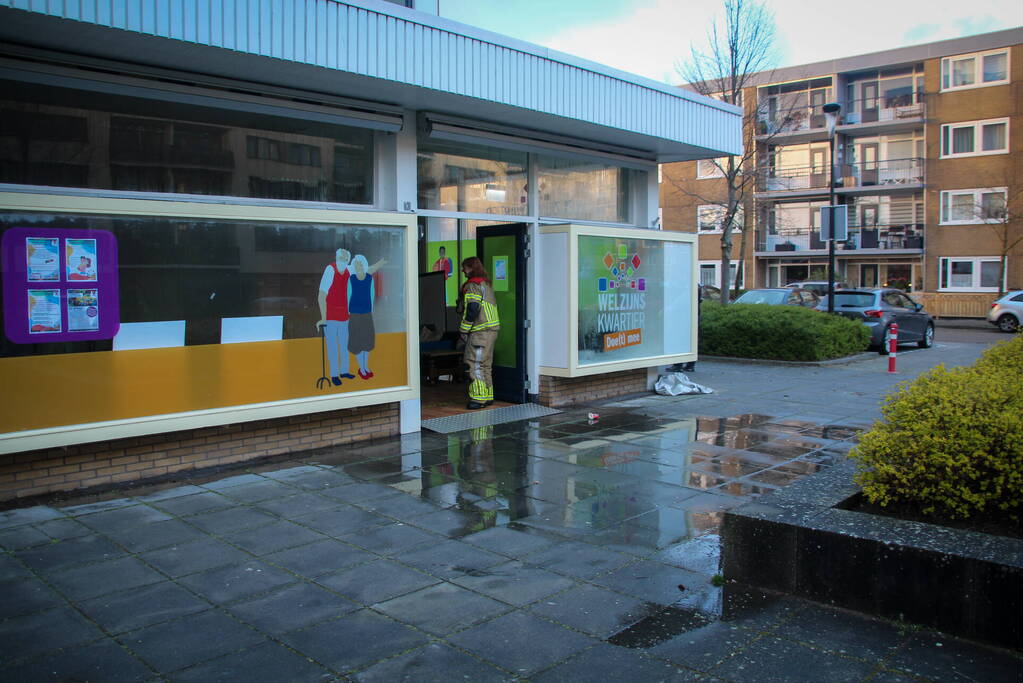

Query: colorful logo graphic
[{"left": 597, "top": 249, "right": 644, "bottom": 291}]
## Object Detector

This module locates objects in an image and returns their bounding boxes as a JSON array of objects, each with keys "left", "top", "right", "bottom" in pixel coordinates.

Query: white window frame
[
  {"left": 938, "top": 256, "right": 1003, "bottom": 292},
  {"left": 939, "top": 187, "right": 1008, "bottom": 225},
  {"left": 696, "top": 158, "right": 726, "bottom": 179},
  {"left": 940, "top": 118, "right": 1009, "bottom": 159},
  {"left": 698, "top": 260, "right": 743, "bottom": 289},
  {"left": 697, "top": 204, "right": 744, "bottom": 234},
  {"left": 940, "top": 49, "right": 1010, "bottom": 92}
]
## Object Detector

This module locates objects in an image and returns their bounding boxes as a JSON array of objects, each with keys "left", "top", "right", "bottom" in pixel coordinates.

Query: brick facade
[
  {"left": 0, "top": 403, "right": 399, "bottom": 503},
  {"left": 537, "top": 369, "right": 648, "bottom": 407}
]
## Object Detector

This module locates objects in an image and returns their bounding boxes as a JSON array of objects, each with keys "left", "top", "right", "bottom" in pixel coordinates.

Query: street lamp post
[{"left": 822, "top": 102, "right": 842, "bottom": 315}]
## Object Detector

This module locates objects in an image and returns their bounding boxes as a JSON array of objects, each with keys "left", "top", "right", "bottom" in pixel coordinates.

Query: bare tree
[
  {"left": 675, "top": 0, "right": 793, "bottom": 302},
  {"left": 673, "top": 0, "right": 779, "bottom": 304},
  {"left": 977, "top": 178, "right": 1023, "bottom": 297}
]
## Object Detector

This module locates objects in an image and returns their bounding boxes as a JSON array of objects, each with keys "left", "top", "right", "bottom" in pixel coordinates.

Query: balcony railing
[
  {"left": 841, "top": 93, "right": 925, "bottom": 125},
  {"left": 839, "top": 158, "right": 923, "bottom": 189},
  {"left": 758, "top": 163, "right": 832, "bottom": 193},
  {"left": 756, "top": 104, "right": 828, "bottom": 136},
  {"left": 757, "top": 223, "right": 925, "bottom": 253}
]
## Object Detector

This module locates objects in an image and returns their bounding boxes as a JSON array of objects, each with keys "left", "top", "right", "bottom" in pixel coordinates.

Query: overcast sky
[{"left": 436, "top": 0, "right": 1023, "bottom": 84}]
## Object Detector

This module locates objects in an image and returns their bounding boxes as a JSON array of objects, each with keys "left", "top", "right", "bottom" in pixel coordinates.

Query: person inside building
[{"left": 458, "top": 257, "right": 500, "bottom": 409}]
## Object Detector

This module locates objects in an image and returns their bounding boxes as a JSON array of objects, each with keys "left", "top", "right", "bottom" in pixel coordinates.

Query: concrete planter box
[{"left": 722, "top": 460, "right": 1023, "bottom": 650}]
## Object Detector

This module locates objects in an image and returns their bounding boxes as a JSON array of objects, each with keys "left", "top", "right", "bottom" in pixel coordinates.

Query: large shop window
[
  {"left": 416, "top": 139, "right": 528, "bottom": 215},
  {"left": 538, "top": 226, "right": 696, "bottom": 376},
  {"left": 0, "top": 81, "right": 375, "bottom": 203},
  {"left": 537, "top": 156, "right": 644, "bottom": 223},
  {"left": 0, "top": 208, "right": 410, "bottom": 443}
]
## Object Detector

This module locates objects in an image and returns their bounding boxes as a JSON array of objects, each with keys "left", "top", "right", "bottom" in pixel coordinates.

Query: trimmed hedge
[
  {"left": 698, "top": 302, "right": 870, "bottom": 361},
  {"left": 850, "top": 335, "right": 1023, "bottom": 521}
]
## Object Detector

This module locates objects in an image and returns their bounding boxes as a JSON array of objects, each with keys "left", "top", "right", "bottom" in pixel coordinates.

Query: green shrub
[
  {"left": 698, "top": 303, "right": 870, "bottom": 361},
  {"left": 850, "top": 335, "right": 1023, "bottom": 521}
]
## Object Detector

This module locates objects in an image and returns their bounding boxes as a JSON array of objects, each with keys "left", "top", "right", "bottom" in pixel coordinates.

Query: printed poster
[
  {"left": 27, "top": 289, "right": 62, "bottom": 334},
  {"left": 492, "top": 256, "right": 509, "bottom": 292},
  {"left": 66, "top": 238, "right": 98, "bottom": 281},
  {"left": 67, "top": 289, "right": 100, "bottom": 332},
  {"left": 26, "top": 237, "right": 60, "bottom": 282}
]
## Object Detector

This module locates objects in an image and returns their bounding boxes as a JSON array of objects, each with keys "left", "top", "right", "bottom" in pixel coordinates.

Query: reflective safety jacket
[{"left": 459, "top": 278, "right": 500, "bottom": 333}]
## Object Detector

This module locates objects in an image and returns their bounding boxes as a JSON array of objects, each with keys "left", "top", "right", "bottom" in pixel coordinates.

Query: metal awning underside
[{"left": 0, "top": 0, "right": 742, "bottom": 162}]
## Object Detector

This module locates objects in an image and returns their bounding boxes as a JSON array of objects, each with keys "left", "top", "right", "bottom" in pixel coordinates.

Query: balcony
[
  {"left": 756, "top": 163, "right": 831, "bottom": 198},
  {"left": 755, "top": 104, "right": 829, "bottom": 144},
  {"left": 839, "top": 94, "right": 925, "bottom": 135},
  {"left": 756, "top": 223, "right": 925, "bottom": 254},
  {"left": 837, "top": 158, "right": 924, "bottom": 194}
]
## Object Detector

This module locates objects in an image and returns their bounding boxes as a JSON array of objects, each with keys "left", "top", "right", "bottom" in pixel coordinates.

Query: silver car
[
  {"left": 816, "top": 288, "right": 934, "bottom": 352},
  {"left": 987, "top": 291, "right": 1023, "bottom": 333}
]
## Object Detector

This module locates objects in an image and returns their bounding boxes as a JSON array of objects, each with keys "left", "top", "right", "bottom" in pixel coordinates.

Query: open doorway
[{"left": 418, "top": 218, "right": 529, "bottom": 419}]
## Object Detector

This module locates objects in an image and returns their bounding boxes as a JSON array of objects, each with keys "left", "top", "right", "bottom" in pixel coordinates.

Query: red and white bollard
[{"left": 887, "top": 322, "right": 898, "bottom": 374}]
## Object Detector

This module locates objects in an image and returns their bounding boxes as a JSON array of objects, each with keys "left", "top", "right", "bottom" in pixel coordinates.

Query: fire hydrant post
[{"left": 887, "top": 322, "right": 898, "bottom": 374}]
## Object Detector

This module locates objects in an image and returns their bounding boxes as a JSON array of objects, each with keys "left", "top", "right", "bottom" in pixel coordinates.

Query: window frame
[
  {"left": 696, "top": 158, "right": 726, "bottom": 179},
  {"left": 698, "top": 259, "right": 743, "bottom": 289},
  {"left": 940, "top": 118, "right": 1009, "bottom": 159},
  {"left": 940, "top": 49, "right": 1010, "bottom": 92},
  {"left": 938, "top": 256, "right": 1004, "bottom": 292},
  {"left": 696, "top": 204, "right": 744, "bottom": 234},
  {"left": 939, "top": 187, "right": 1008, "bottom": 225}
]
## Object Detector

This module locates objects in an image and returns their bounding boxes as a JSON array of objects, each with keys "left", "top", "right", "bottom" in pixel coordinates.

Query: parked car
[
  {"left": 698, "top": 284, "right": 721, "bottom": 303},
  {"left": 734, "top": 288, "right": 821, "bottom": 307},
  {"left": 987, "top": 291, "right": 1023, "bottom": 333},
  {"left": 816, "top": 288, "right": 934, "bottom": 352},
  {"left": 784, "top": 281, "right": 848, "bottom": 296}
]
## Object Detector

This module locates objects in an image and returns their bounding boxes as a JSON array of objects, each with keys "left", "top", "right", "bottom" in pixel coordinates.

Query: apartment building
[{"left": 662, "top": 27, "right": 1023, "bottom": 314}]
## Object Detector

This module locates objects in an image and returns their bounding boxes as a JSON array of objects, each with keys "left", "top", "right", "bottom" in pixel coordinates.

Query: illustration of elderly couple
[{"left": 316, "top": 248, "right": 385, "bottom": 386}]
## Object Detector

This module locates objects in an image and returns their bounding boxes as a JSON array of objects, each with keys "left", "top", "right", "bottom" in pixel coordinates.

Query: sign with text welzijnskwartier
[{"left": 576, "top": 235, "right": 692, "bottom": 367}]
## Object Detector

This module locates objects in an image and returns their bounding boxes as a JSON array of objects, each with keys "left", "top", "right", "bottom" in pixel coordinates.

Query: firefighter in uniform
[{"left": 458, "top": 257, "right": 500, "bottom": 409}]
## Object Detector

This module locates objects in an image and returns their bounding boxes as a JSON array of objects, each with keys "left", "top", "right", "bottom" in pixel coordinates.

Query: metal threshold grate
[{"left": 422, "top": 403, "right": 561, "bottom": 434}]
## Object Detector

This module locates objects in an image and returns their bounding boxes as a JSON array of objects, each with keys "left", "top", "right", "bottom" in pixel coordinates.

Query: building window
[
  {"left": 696, "top": 158, "right": 726, "bottom": 179},
  {"left": 940, "top": 119, "right": 1009, "bottom": 158},
  {"left": 941, "top": 50, "right": 1010, "bottom": 91},
  {"left": 939, "top": 257, "right": 1002, "bottom": 292},
  {"left": 939, "top": 188, "right": 1007, "bottom": 224},
  {"left": 417, "top": 138, "right": 528, "bottom": 216},
  {"left": 697, "top": 205, "right": 743, "bottom": 233},
  {"left": 536, "top": 154, "right": 644, "bottom": 223},
  {"left": 0, "top": 84, "right": 374, "bottom": 204},
  {"left": 698, "top": 260, "right": 742, "bottom": 289}
]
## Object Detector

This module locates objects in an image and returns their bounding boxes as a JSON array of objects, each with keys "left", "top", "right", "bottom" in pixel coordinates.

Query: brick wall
[
  {"left": 537, "top": 369, "right": 648, "bottom": 408},
  {"left": 0, "top": 403, "right": 399, "bottom": 503}
]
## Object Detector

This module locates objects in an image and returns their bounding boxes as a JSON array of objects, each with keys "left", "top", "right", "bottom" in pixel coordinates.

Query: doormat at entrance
[{"left": 422, "top": 403, "right": 561, "bottom": 434}]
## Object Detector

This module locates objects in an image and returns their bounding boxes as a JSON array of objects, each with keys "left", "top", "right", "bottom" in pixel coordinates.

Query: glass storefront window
[
  {"left": 576, "top": 234, "right": 692, "bottom": 365},
  {"left": 537, "top": 155, "right": 643, "bottom": 223},
  {"left": 0, "top": 81, "right": 375, "bottom": 203},
  {"left": 417, "top": 139, "right": 527, "bottom": 215},
  {"left": 1, "top": 210, "right": 409, "bottom": 436}
]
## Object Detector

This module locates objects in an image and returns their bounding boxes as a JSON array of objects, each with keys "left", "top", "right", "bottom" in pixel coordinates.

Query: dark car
[
  {"left": 784, "top": 281, "right": 848, "bottom": 296},
  {"left": 734, "top": 288, "right": 821, "bottom": 307},
  {"left": 816, "top": 288, "right": 934, "bottom": 352},
  {"left": 698, "top": 284, "right": 721, "bottom": 303}
]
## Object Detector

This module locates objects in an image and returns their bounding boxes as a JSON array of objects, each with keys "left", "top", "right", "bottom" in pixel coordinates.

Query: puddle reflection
[{"left": 328, "top": 413, "right": 860, "bottom": 543}]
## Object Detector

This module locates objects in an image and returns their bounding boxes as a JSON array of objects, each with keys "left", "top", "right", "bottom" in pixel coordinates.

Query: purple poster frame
[{"left": 2, "top": 227, "right": 120, "bottom": 344}]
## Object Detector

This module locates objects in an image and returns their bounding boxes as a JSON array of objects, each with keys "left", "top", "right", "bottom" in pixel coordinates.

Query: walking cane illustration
[{"left": 316, "top": 326, "right": 331, "bottom": 390}]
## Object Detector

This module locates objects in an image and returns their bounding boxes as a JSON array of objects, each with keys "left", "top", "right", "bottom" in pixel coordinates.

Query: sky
[{"left": 435, "top": 0, "right": 1023, "bottom": 85}]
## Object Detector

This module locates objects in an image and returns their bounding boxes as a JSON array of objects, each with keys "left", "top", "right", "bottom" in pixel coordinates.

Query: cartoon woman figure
[{"left": 347, "top": 254, "right": 376, "bottom": 379}]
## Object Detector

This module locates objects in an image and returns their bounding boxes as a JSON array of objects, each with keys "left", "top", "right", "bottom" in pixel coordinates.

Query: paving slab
[
  {"left": 281, "top": 609, "right": 429, "bottom": 674},
  {"left": 447, "top": 610, "right": 596, "bottom": 677}
]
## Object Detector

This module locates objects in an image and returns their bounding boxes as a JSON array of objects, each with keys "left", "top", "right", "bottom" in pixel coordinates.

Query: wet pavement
[{"left": 2, "top": 340, "right": 1021, "bottom": 681}]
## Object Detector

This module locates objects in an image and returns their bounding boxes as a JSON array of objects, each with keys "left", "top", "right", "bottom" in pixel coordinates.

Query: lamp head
[{"left": 822, "top": 102, "right": 842, "bottom": 138}]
